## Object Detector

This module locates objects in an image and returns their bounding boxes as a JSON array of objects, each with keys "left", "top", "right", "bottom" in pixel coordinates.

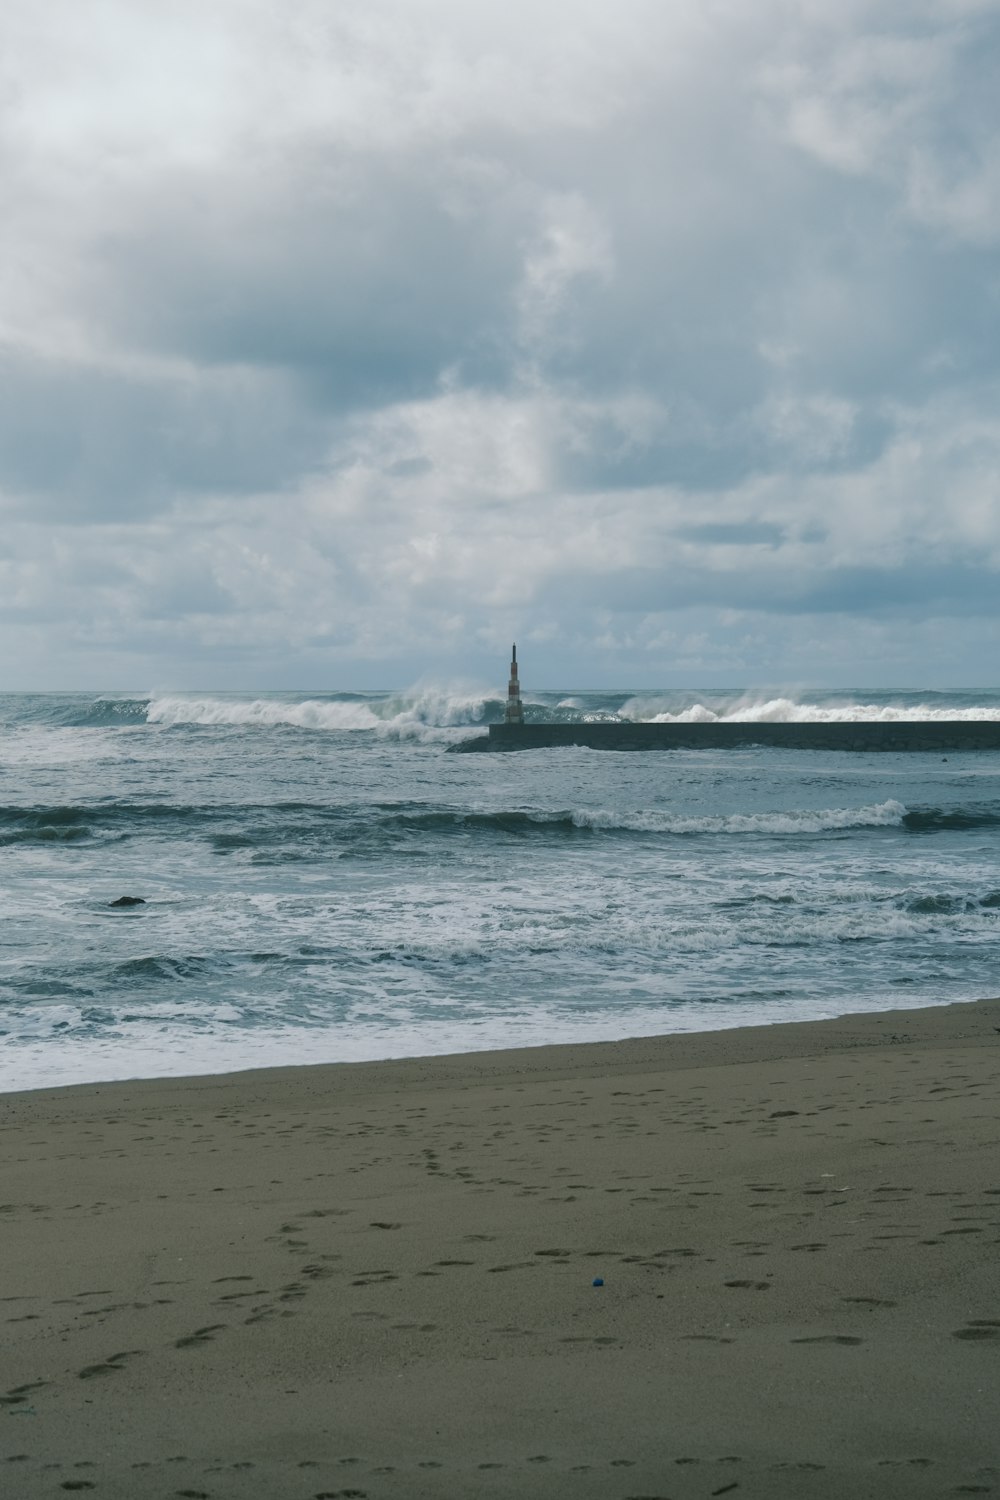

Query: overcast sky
[{"left": 2, "top": 0, "right": 1000, "bottom": 691}]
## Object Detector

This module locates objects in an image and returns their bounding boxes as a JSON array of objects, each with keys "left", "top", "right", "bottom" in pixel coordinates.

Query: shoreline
[
  {"left": 4, "top": 986, "right": 995, "bottom": 1101},
  {"left": 4, "top": 997, "right": 999, "bottom": 1498}
]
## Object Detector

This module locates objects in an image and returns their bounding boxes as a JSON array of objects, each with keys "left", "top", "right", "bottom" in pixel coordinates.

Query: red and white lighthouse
[{"left": 505, "top": 643, "right": 524, "bottom": 724}]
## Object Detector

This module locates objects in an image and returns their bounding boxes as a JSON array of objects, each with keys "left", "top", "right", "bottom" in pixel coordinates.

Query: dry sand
[{"left": 2, "top": 1000, "right": 999, "bottom": 1499}]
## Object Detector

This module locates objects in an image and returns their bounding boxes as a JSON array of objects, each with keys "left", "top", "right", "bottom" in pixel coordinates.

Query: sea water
[{"left": 2, "top": 686, "right": 999, "bottom": 1092}]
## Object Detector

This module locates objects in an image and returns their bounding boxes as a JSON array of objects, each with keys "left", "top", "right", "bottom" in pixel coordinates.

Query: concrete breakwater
[{"left": 451, "top": 721, "right": 1000, "bottom": 753}]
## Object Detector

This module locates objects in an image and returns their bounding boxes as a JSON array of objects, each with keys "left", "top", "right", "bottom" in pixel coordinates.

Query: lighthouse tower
[{"left": 505, "top": 643, "right": 524, "bottom": 724}]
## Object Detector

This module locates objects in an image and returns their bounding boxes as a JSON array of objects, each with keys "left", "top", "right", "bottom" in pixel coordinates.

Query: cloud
[
  {"left": 1, "top": 0, "right": 999, "bottom": 686},
  {"left": 0, "top": 346, "right": 327, "bottom": 519}
]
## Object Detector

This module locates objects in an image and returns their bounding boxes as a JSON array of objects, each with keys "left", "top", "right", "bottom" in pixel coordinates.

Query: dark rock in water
[{"left": 109, "top": 895, "right": 146, "bottom": 907}]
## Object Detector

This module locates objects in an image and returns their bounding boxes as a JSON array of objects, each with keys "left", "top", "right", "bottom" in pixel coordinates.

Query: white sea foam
[
  {"left": 622, "top": 694, "right": 1000, "bottom": 724},
  {"left": 147, "top": 696, "right": 383, "bottom": 730},
  {"left": 0, "top": 726, "right": 125, "bottom": 767},
  {"left": 145, "top": 687, "right": 497, "bottom": 741},
  {"left": 1, "top": 989, "right": 987, "bottom": 1093},
  {"left": 566, "top": 799, "right": 906, "bottom": 834}
]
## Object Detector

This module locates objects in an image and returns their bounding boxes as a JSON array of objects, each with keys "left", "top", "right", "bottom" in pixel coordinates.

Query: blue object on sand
[{"left": 592, "top": 1277, "right": 604, "bottom": 1287}]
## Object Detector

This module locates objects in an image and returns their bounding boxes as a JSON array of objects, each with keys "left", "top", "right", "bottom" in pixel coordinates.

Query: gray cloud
[
  {"left": 78, "top": 154, "right": 528, "bottom": 401},
  {"left": 0, "top": 348, "right": 327, "bottom": 518}
]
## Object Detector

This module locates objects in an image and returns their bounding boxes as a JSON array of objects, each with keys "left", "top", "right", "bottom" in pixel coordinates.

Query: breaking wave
[
  {"left": 144, "top": 689, "right": 505, "bottom": 741},
  {"left": 328, "top": 799, "right": 911, "bottom": 838},
  {"left": 566, "top": 800, "right": 908, "bottom": 835},
  {"left": 621, "top": 695, "right": 1000, "bottom": 724}
]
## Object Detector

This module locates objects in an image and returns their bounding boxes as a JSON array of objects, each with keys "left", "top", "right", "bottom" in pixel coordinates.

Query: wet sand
[{"left": 2, "top": 999, "right": 999, "bottom": 1499}]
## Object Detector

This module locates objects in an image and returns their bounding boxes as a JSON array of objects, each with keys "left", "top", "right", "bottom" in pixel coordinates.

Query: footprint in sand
[
  {"left": 175, "top": 1325, "right": 226, "bottom": 1349},
  {"left": 78, "top": 1350, "right": 144, "bottom": 1378},
  {"left": 1, "top": 1380, "right": 48, "bottom": 1405},
  {"left": 301, "top": 1262, "right": 339, "bottom": 1280},
  {"left": 791, "top": 1335, "right": 864, "bottom": 1346},
  {"left": 953, "top": 1322, "right": 1000, "bottom": 1341}
]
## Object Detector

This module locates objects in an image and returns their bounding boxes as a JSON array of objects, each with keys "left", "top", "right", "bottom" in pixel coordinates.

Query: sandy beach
[{"left": 2, "top": 1000, "right": 999, "bottom": 1499}]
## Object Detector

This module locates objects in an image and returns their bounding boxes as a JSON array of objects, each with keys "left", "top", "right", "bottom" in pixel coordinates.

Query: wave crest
[
  {"left": 376, "top": 799, "right": 909, "bottom": 837},
  {"left": 145, "top": 688, "right": 505, "bottom": 741},
  {"left": 621, "top": 695, "right": 1000, "bottom": 724},
  {"left": 0, "top": 797, "right": 912, "bottom": 847},
  {"left": 567, "top": 800, "right": 907, "bottom": 835},
  {"left": 147, "top": 696, "right": 384, "bottom": 730}
]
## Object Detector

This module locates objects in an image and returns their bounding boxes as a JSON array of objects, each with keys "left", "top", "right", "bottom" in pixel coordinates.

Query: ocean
[{"left": 2, "top": 686, "right": 999, "bottom": 1093}]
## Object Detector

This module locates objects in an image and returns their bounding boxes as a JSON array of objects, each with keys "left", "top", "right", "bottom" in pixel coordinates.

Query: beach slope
[{"left": 2, "top": 1001, "right": 999, "bottom": 1498}]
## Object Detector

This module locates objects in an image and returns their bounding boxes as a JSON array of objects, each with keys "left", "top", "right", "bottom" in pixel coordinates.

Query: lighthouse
[{"left": 505, "top": 643, "right": 524, "bottom": 724}]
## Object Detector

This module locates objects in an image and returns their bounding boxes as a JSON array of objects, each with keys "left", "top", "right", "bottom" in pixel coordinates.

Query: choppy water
[{"left": 2, "top": 686, "right": 999, "bottom": 1091}]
